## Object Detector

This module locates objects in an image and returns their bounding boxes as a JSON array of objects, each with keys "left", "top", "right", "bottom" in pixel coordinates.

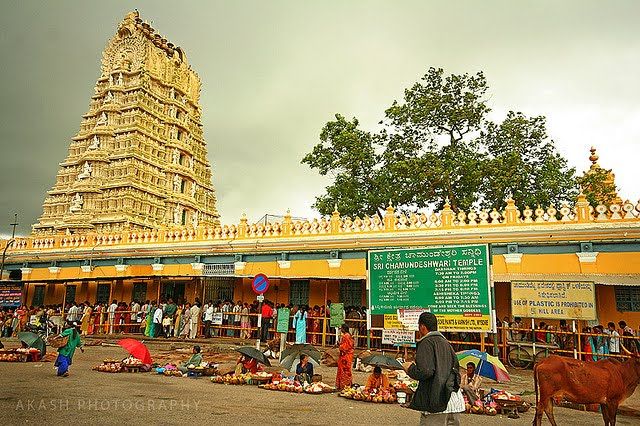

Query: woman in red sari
[
  {"left": 309, "top": 306, "right": 321, "bottom": 345},
  {"left": 335, "top": 324, "right": 354, "bottom": 389}
]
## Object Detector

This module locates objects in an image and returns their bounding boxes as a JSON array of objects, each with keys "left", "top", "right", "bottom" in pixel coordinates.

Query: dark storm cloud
[{"left": 1, "top": 0, "right": 638, "bottom": 236}]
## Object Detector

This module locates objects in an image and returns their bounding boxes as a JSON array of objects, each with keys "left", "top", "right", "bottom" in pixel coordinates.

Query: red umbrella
[{"left": 117, "top": 338, "right": 152, "bottom": 365}]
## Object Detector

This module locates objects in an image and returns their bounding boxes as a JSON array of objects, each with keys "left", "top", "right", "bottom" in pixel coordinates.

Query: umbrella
[
  {"left": 235, "top": 346, "right": 271, "bottom": 367},
  {"left": 456, "top": 349, "right": 510, "bottom": 382},
  {"left": 279, "top": 344, "right": 322, "bottom": 371},
  {"left": 117, "top": 338, "right": 152, "bottom": 364},
  {"left": 18, "top": 332, "right": 46, "bottom": 356},
  {"left": 361, "top": 353, "right": 404, "bottom": 370}
]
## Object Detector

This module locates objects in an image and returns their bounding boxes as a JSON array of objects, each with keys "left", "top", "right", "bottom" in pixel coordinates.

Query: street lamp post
[{"left": 0, "top": 214, "right": 18, "bottom": 280}]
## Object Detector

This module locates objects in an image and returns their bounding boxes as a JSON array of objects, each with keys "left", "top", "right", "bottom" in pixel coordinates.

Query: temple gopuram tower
[{"left": 33, "top": 11, "right": 220, "bottom": 235}]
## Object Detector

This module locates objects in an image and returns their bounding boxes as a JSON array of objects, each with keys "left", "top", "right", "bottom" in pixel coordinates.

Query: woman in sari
[
  {"left": 143, "top": 301, "right": 154, "bottom": 337},
  {"left": 91, "top": 303, "right": 102, "bottom": 334},
  {"left": 80, "top": 302, "right": 92, "bottom": 335},
  {"left": 309, "top": 306, "right": 321, "bottom": 345},
  {"left": 335, "top": 324, "right": 354, "bottom": 389},
  {"left": 174, "top": 303, "right": 183, "bottom": 338},
  {"left": 179, "top": 303, "right": 192, "bottom": 339},
  {"left": 12, "top": 305, "right": 28, "bottom": 336},
  {"left": 293, "top": 306, "right": 307, "bottom": 344},
  {"left": 55, "top": 322, "right": 83, "bottom": 377}
]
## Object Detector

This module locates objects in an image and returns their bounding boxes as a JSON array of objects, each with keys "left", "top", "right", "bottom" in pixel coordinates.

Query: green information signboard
[
  {"left": 277, "top": 308, "right": 291, "bottom": 333},
  {"left": 330, "top": 303, "right": 345, "bottom": 327},
  {"left": 368, "top": 244, "right": 492, "bottom": 332}
]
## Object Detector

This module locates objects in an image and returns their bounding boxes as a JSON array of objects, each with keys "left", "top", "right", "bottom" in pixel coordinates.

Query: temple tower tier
[{"left": 33, "top": 11, "right": 220, "bottom": 234}]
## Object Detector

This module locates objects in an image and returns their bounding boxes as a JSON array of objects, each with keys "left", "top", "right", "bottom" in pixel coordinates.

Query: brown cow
[{"left": 533, "top": 354, "right": 640, "bottom": 426}]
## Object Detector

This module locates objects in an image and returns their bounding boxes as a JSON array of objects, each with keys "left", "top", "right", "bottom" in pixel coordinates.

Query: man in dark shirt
[{"left": 404, "top": 312, "right": 463, "bottom": 425}]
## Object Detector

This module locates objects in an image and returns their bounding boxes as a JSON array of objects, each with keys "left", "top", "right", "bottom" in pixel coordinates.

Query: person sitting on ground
[
  {"left": 235, "top": 354, "right": 259, "bottom": 375},
  {"left": 365, "top": 366, "right": 390, "bottom": 391},
  {"left": 460, "top": 362, "right": 482, "bottom": 402},
  {"left": 177, "top": 345, "right": 203, "bottom": 373},
  {"left": 295, "top": 354, "right": 314, "bottom": 383}
]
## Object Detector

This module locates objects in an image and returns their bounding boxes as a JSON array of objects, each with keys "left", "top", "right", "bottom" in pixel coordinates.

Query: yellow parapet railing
[{"left": 3, "top": 194, "right": 640, "bottom": 254}]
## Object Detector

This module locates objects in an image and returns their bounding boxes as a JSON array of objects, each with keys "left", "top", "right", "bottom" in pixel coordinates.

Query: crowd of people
[{"left": 0, "top": 300, "right": 370, "bottom": 344}]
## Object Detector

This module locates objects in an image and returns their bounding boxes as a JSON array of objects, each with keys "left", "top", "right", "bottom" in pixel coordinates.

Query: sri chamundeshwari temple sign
[{"left": 33, "top": 11, "right": 220, "bottom": 235}]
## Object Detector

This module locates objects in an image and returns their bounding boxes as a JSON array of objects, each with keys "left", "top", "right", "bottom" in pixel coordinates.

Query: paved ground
[{"left": 0, "top": 337, "right": 638, "bottom": 425}]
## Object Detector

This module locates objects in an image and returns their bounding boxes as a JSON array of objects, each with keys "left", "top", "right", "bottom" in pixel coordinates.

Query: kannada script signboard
[
  {"left": 511, "top": 281, "right": 596, "bottom": 320},
  {"left": 277, "top": 308, "right": 291, "bottom": 333},
  {"left": 369, "top": 245, "right": 492, "bottom": 332},
  {"left": 0, "top": 282, "right": 22, "bottom": 307}
]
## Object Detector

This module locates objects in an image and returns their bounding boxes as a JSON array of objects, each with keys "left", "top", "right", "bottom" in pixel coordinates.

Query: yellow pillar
[
  {"left": 440, "top": 199, "right": 454, "bottom": 228},
  {"left": 575, "top": 190, "right": 591, "bottom": 223},
  {"left": 384, "top": 202, "right": 395, "bottom": 231},
  {"left": 238, "top": 213, "right": 248, "bottom": 238},
  {"left": 504, "top": 198, "right": 519, "bottom": 224},
  {"left": 281, "top": 209, "right": 292, "bottom": 236},
  {"left": 330, "top": 205, "right": 341, "bottom": 234}
]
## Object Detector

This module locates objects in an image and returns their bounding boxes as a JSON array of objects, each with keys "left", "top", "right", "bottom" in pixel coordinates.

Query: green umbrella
[
  {"left": 18, "top": 332, "right": 46, "bottom": 356},
  {"left": 280, "top": 344, "right": 322, "bottom": 371},
  {"left": 235, "top": 346, "right": 271, "bottom": 367}
]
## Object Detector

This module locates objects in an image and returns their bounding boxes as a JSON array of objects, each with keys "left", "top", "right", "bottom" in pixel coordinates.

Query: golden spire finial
[{"left": 589, "top": 146, "right": 599, "bottom": 166}]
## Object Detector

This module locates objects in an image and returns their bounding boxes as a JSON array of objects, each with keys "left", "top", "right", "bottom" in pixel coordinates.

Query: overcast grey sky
[{"left": 1, "top": 1, "right": 639, "bottom": 236}]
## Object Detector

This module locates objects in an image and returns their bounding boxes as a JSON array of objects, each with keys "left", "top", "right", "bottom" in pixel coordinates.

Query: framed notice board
[{"left": 368, "top": 245, "right": 493, "bottom": 332}]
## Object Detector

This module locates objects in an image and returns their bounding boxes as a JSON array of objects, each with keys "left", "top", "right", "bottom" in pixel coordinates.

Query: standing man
[
  {"left": 403, "top": 312, "right": 464, "bottom": 425},
  {"left": 608, "top": 322, "right": 620, "bottom": 356},
  {"left": 189, "top": 302, "right": 201, "bottom": 340},
  {"left": 261, "top": 301, "right": 273, "bottom": 343},
  {"left": 108, "top": 300, "right": 118, "bottom": 334},
  {"left": 130, "top": 300, "right": 140, "bottom": 334},
  {"left": 203, "top": 300, "right": 214, "bottom": 338},
  {"left": 233, "top": 301, "right": 242, "bottom": 338},
  {"left": 164, "top": 298, "right": 177, "bottom": 337}
]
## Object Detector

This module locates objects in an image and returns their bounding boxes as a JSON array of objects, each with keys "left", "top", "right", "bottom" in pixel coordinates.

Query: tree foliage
[
  {"left": 577, "top": 166, "right": 619, "bottom": 207},
  {"left": 302, "top": 68, "right": 578, "bottom": 217}
]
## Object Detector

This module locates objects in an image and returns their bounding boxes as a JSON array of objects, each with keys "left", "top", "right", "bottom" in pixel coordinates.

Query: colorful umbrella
[
  {"left": 18, "top": 332, "right": 46, "bottom": 356},
  {"left": 280, "top": 344, "right": 321, "bottom": 371},
  {"left": 235, "top": 346, "right": 271, "bottom": 367},
  {"left": 361, "top": 353, "right": 404, "bottom": 370},
  {"left": 456, "top": 349, "right": 510, "bottom": 382},
  {"left": 117, "top": 338, "right": 152, "bottom": 364}
]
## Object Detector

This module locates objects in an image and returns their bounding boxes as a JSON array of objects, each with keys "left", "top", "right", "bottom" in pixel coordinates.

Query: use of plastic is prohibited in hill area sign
[{"left": 368, "top": 244, "right": 494, "bottom": 333}]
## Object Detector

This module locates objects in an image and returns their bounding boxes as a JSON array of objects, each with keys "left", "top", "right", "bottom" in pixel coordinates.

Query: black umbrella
[
  {"left": 361, "top": 353, "right": 404, "bottom": 370},
  {"left": 280, "top": 344, "right": 322, "bottom": 371},
  {"left": 234, "top": 346, "right": 271, "bottom": 367}
]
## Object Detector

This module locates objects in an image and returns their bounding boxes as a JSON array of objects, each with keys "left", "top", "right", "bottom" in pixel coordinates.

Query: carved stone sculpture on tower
[
  {"left": 117, "top": 73, "right": 124, "bottom": 85},
  {"left": 104, "top": 91, "right": 114, "bottom": 103},
  {"left": 173, "top": 174, "right": 181, "bottom": 192},
  {"left": 191, "top": 210, "right": 199, "bottom": 228},
  {"left": 89, "top": 135, "right": 100, "bottom": 149},
  {"left": 190, "top": 183, "right": 197, "bottom": 198},
  {"left": 69, "top": 194, "right": 83, "bottom": 212},
  {"left": 173, "top": 204, "right": 183, "bottom": 225},
  {"left": 96, "top": 112, "right": 108, "bottom": 126},
  {"left": 172, "top": 148, "right": 180, "bottom": 164},
  {"left": 77, "top": 162, "right": 92, "bottom": 180}
]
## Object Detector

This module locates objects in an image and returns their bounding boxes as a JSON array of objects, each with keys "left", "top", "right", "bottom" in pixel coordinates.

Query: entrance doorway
[{"left": 160, "top": 281, "right": 185, "bottom": 303}]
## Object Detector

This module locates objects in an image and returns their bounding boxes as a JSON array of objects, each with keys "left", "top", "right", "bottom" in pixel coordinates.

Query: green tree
[
  {"left": 301, "top": 114, "right": 386, "bottom": 216},
  {"left": 303, "top": 68, "right": 578, "bottom": 216},
  {"left": 577, "top": 166, "right": 619, "bottom": 207},
  {"left": 481, "top": 112, "right": 577, "bottom": 210}
]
